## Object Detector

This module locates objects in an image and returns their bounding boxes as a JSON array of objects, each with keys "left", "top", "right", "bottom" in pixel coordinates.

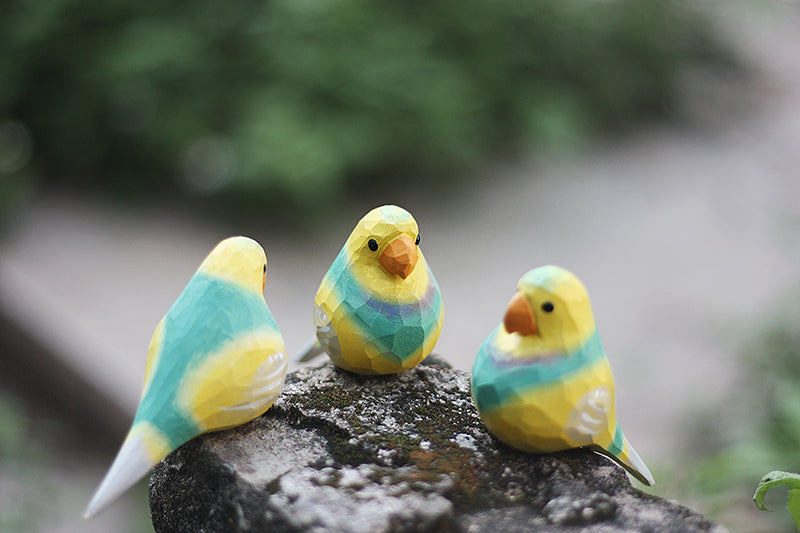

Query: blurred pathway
[{"left": 1, "top": 4, "right": 800, "bottom": 530}]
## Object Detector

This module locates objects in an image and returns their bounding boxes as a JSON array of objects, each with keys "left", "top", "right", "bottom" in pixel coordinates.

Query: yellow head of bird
[
  {"left": 502, "top": 265, "right": 596, "bottom": 353},
  {"left": 345, "top": 205, "right": 423, "bottom": 280},
  {"left": 197, "top": 236, "right": 268, "bottom": 295}
]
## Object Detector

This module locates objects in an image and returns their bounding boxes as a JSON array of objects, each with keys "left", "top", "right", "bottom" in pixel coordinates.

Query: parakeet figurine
[
  {"left": 470, "top": 265, "right": 654, "bottom": 486},
  {"left": 84, "top": 236, "right": 288, "bottom": 518},
  {"left": 297, "top": 205, "right": 443, "bottom": 374}
]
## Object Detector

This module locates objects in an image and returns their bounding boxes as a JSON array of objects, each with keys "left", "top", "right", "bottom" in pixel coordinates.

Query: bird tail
[
  {"left": 597, "top": 423, "right": 655, "bottom": 486},
  {"left": 296, "top": 336, "right": 324, "bottom": 363},
  {"left": 83, "top": 422, "right": 169, "bottom": 519}
]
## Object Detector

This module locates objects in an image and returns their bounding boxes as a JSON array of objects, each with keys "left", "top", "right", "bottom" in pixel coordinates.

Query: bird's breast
[{"left": 472, "top": 327, "right": 607, "bottom": 413}]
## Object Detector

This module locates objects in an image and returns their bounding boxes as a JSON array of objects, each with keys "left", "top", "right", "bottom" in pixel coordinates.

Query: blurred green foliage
[
  {"left": 703, "top": 304, "right": 800, "bottom": 475},
  {"left": 1, "top": 0, "right": 729, "bottom": 215},
  {"left": 0, "top": 392, "right": 152, "bottom": 532},
  {"left": 0, "top": 394, "right": 47, "bottom": 532},
  {"left": 676, "top": 295, "right": 800, "bottom": 530}
]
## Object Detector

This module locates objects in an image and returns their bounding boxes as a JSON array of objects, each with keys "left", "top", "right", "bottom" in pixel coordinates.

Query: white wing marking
[{"left": 566, "top": 386, "right": 611, "bottom": 445}]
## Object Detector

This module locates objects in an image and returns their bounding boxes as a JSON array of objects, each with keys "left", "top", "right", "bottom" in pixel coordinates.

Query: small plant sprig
[{"left": 754, "top": 471, "right": 800, "bottom": 531}]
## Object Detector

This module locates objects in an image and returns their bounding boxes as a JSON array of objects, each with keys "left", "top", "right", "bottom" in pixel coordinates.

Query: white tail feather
[
  {"left": 622, "top": 440, "right": 655, "bottom": 486},
  {"left": 83, "top": 430, "right": 158, "bottom": 518},
  {"left": 595, "top": 439, "right": 655, "bottom": 486}
]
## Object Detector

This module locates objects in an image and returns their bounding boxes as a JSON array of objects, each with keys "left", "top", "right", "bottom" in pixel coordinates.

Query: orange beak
[
  {"left": 503, "top": 292, "right": 538, "bottom": 336},
  {"left": 379, "top": 235, "right": 418, "bottom": 279},
  {"left": 262, "top": 271, "right": 267, "bottom": 295}
]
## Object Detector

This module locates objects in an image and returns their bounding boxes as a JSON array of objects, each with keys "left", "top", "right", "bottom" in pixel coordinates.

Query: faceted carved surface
[
  {"left": 471, "top": 265, "right": 653, "bottom": 485},
  {"left": 150, "top": 359, "right": 727, "bottom": 533},
  {"left": 567, "top": 386, "right": 612, "bottom": 445},
  {"left": 379, "top": 235, "right": 418, "bottom": 279},
  {"left": 86, "top": 236, "right": 287, "bottom": 518},
  {"left": 312, "top": 205, "right": 443, "bottom": 374},
  {"left": 475, "top": 354, "right": 615, "bottom": 452}
]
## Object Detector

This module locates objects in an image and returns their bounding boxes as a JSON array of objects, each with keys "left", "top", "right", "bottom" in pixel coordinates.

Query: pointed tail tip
[
  {"left": 641, "top": 463, "right": 655, "bottom": 487},
  {"left": 600, "top": 449, "right": 654, "bottom": 486},
  {"left": 83, "top": 484, "right": 114, "bottom": 520},
  {"left": 296, "top": 351, "right": 320, "bottom": 363},
  {"left": 621, "top": 440, "right": 655, "bottom": 487},
  {"left": 83, "top": 428, "right": 160, "bottom": 519},
  {"left": 296, "top": 337, "right": 324, "bottom": 362},
  {"left": 630, "top": 463, "right": 655, "bottom": 487},
  {"left": 82, "top": 501, "right": 100, "bottom": 520}
]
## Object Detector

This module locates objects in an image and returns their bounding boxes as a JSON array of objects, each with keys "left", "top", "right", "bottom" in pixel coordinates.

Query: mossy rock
[{"left": 149, "top": 357, "right": 727, "bottom": 532}]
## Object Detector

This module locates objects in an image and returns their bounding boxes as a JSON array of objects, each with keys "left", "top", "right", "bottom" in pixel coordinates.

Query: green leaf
[
  {"left": 788, "top": 487, "right": 800, "bottom": 529},
  {"left": 754, "top": 471, "right": 800, "bottom": 531}
]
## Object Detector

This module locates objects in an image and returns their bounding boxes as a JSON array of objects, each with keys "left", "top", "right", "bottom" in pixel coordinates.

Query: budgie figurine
[
  {"left": 297, "top": 205, "right": 443, "bottom": 374},
  {"left": 470, "top": 265, "right": 654, "bottom": 486},
  {"left": 84, "top": 236, "right": 288, "bottom": 518}
]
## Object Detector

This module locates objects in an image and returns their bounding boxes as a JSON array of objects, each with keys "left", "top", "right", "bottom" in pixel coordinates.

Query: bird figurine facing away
[
  {"left": 84, "top": 236, "right": 288, "bottom": 518},
  {"left": 297, "top": 205, "right": 443, "bottom": 374},
  {"left": 470, "top": 265, "right": 654, "bottom": 486}
]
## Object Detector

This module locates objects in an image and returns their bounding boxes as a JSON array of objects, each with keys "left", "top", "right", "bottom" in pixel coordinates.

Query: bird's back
[{"left": 135, "top": 273, "right": 280, "bottom": 447}]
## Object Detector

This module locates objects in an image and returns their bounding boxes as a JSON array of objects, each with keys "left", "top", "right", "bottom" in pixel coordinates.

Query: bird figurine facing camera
[
  {"left": 84, "top": 236, "right": 287, "bottom": 518},
  {"left": 298, "top": 205, "right": 443, "bottom": 374},
  {"left": 471, "top": 265, "right": 654, "bottom": 486}
]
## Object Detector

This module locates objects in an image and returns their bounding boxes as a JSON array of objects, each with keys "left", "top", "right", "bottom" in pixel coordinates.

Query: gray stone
[{"left": 149, "top": 356, "right": 727, "bottom": 532}]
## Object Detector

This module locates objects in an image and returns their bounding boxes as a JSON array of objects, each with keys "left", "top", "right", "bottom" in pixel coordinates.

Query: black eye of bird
[
  {"left": 368, "top": 239, "right": 379, "bottom": 251},
  {"left": 541, "top": 302, "right": 554, "bottom": 313},
  {"left": 415, "top": 234, "right": 420, "bottom": 245}
]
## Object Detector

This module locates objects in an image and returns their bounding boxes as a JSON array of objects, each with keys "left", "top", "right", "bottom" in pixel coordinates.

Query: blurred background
[{"left": 1, "top": 0, "right": 800, "bottom": 531}]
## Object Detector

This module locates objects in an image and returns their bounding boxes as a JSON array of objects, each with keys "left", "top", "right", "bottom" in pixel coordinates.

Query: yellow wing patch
[
  {"left": 128, "top": 420, "right": 172, "bottom": 464},
  {"left": 141, "top": 318, "right": 165, "bottom": 399},
  {"left": 178, "top": 330, "right": 287, "bottom": 432},
  {"left": 481, "top": 359, "right": 616, "bottom": 453}
]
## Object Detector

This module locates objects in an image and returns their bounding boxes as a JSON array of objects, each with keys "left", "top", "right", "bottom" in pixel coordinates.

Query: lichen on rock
[{"left": 150, "top": 356, "right": 727, "bottom": 532}]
